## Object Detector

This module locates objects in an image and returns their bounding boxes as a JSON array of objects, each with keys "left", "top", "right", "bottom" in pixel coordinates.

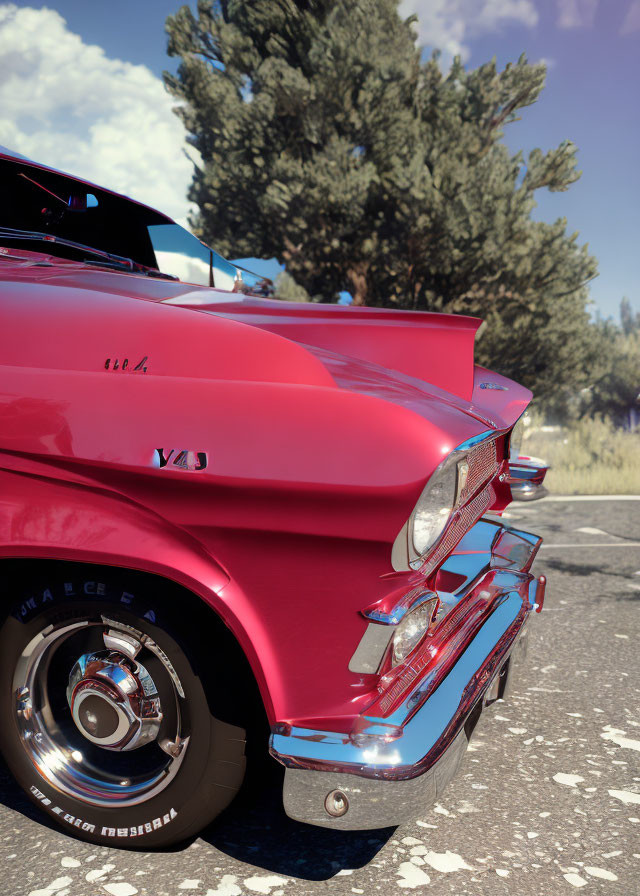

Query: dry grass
[{"left": 523, "top": 416, "right": 640, "bottom": 495}]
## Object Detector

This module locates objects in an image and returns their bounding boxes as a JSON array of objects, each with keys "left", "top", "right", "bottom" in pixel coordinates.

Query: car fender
[{"left": 0, "top": 464, "right": 280, "bottom": 721}]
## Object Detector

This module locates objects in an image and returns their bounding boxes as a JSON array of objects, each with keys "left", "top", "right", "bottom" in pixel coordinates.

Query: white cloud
[
  {"left": 400, "top": 0, "right": 538, "bottom": 61},
  {"left": 556, "top": 0, "right": 598, "bottom": 28},
  {"left": 0, "top": 4, "right": 194, "bottom": 222},
  {"left": 621, "top": 0, "right": 640, "bottom": 33}
]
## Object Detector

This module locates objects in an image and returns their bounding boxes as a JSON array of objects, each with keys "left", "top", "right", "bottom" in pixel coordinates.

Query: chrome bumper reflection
[
  {"left": 270, "top": 517, "right": 543, "bottom": 829},
  {"left": 509, "top": 457, "right": 549, "bottom": 502}
]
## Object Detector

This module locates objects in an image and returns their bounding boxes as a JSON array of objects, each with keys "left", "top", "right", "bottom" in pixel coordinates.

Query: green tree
[
  {"left": 583, "top": 313, "right": 640, "bottom": 425},
  {"left": 274, "top": 270, "right": 311, "bottom": 302},
  {"left": 620, "top": 296, "right": 640, "bottom": 336},
  {"left": 165, "top": 0, "right": 598, "bottom": 404}
]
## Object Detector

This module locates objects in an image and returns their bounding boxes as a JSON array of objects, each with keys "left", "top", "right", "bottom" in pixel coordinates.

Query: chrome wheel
[{"left": 13, "top": 616, "right": 188, "bottom": 807}]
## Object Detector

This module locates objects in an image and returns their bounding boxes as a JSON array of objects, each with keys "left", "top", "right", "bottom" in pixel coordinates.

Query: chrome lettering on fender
[{"left": 155, "top": 449, "right": 208, "bottom": 471}]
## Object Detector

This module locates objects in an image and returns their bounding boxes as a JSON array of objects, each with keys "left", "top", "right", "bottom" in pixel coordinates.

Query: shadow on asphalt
[
  {"left": 0, "top": 754, "right": 62, "bottom": 835},
  {"left": 543, "top": 557, "right": 601, "bottom": 577},
  {"left": 543, "top": 557, "right": 640, "bottom": 601},
  {"left": 199, "top": 772, "right": 393, "bottom": 880},
  {"left": 0, "top": 753, "right": 393, "bottom": 879}
]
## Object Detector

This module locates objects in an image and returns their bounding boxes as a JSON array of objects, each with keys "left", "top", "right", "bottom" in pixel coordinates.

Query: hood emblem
[
  {"left": 105, "top": 356, "right": 148, "bottom": 373},
  {"left": 479, "top": 382, "right": 508, "bottom": 391},
  {"left": 155, "top": 449, "right": 208, "bottom": 471}
]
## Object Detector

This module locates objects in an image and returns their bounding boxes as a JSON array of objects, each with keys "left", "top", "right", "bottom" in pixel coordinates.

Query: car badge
[
  {"left": 155, "top": 449, "right": 208, "bottom": 471},
  {"left": 479, "top": 382, "right": 508, "bottom": 391},
  {"left": 105, "top": 356, "right": 148, "bottom": 372}
]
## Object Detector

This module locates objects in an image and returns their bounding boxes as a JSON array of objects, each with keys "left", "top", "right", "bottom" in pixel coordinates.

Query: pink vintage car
[{"left": 0, "top": 149, "right": 546, "bottom": 846}]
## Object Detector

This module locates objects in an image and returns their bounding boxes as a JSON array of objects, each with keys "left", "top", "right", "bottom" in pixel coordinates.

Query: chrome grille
[
  {"left": 459, "top": 438, "right": 499, "bottom": 504},
  {"left": 422, "top": 481, "right": 494, "bottom": 577}
]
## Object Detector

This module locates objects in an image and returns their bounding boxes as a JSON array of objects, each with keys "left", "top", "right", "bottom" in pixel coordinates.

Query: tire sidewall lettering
[
  {"left": 12, "top": 579, "right": 157, "bottom": 627},
  {"left": 29, "top": 785, "right": 178, "bottom": 838}
]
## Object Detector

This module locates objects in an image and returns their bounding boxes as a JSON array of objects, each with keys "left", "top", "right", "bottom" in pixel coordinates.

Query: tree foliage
[
  {"left": 274, "top": 270, "right": 311, "bottom": 302},
  {"left": 165, "top": 0, "right": 598, "bottom": 404},
  {"left": 620, "top": 296, "right": 640, "bottom": 336},
  {"left": 582, "top": 302, "right": 640, "bottom": 425}
]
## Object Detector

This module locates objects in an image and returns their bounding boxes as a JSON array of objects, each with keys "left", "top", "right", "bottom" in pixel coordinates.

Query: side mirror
[{"left": 67, "top": 193, "right": 99, "bottom": 211}]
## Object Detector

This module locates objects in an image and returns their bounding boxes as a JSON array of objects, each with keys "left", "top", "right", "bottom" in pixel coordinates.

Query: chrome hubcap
[
  {"left": 66, "top": 649, "right": 163, "bottom": 751},
  {"left": 14, "top": 617, "right": 188, "bottom": 807}
]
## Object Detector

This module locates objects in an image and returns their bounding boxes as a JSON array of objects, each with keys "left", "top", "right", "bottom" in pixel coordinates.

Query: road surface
[{"left": 1, "top": 498, "right": 638, "bottom": 895}]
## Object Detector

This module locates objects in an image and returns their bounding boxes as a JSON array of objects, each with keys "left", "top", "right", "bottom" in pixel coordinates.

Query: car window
[{"left": 147, "top": 223, "right": 238, "bottom": 290}]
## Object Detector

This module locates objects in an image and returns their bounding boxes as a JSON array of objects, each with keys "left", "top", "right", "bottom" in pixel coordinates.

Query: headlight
[
  {"left": 410, "top": 455, "right": 461, "bottom": 558},
  {"left": 509, "top": 416, "right": 525, "bottom": 459},
  {"left": 391, "top": 434, "right": 500, "bottom": 573},
  {"left": 392, "top": 594, "right": 439, "bottom": 666}
]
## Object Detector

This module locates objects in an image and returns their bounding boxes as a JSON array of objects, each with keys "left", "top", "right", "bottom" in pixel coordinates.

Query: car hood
[
  {"left": 161, "top": 292, "right": 531, "bottom": 435},
  {"left": 0, "top": 251, "right": 530, "bottom": 438},
  {"left": 299, "top": 345, "right": 513, "bottom": 434}
]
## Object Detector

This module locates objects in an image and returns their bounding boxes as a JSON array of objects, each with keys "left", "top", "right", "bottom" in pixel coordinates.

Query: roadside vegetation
[
  {"left": 525, "top": 300, "right": 639, "bottom": 495},
  {"left": 523, "top": 415, "right": 640, "bottom": 495}
]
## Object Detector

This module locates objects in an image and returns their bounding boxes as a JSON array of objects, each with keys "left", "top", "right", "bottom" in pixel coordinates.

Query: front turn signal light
[{"left": 391, "top": 595, "right": 439, "bottom": 666}]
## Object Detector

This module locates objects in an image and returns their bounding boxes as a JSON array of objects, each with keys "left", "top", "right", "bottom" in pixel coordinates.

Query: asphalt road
[{"left": 1, "top": 498, "right": 639, "bottom": 896}]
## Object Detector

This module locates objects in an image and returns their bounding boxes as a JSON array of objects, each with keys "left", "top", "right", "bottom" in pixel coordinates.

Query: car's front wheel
[{"left": 0, "top": 567, "right": 247, "bottom": 847}]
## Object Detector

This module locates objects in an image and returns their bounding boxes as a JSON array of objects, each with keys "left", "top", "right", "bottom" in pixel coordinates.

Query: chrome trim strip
[
  {"left": 364, "top": 589, "right": 439, "bottom": 626},
  {"left": 455, "top": 428, "right": 498, "bottom": 451}
]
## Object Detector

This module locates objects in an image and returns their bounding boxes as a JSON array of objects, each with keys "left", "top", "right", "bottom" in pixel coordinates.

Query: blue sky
[{"left": 1, "top": 0, "right": 638, "bottom": 319}]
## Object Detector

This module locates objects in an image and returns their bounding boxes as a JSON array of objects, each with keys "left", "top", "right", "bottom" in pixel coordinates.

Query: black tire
[{"left": 0, "top": 565, "right": 248, "bottom": 848}]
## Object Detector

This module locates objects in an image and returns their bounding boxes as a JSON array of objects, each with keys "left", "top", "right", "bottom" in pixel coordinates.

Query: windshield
[
  {"left": 148, "top": 224, "right": 238, "bottom": 291},
  {"left": 0, "top": 156, "right": 271, "bottom": 293}
]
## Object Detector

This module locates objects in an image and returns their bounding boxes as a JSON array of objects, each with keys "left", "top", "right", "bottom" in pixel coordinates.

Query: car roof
[{"left": 0, "top": 146, "right": 173, "bottom": 223}]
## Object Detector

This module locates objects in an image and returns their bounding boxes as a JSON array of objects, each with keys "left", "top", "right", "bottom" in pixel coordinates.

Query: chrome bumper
[
  {"left": 270, "top": 517, "right": 544, "bottom": 829},
  {"left": 509, "top": 458, "right": 549, "bottom": 502}
]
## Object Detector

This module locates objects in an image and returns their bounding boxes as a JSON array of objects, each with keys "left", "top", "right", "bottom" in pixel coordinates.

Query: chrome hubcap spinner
[{"left": 66, "top": 648, "right": 163, "bottom": 751}]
